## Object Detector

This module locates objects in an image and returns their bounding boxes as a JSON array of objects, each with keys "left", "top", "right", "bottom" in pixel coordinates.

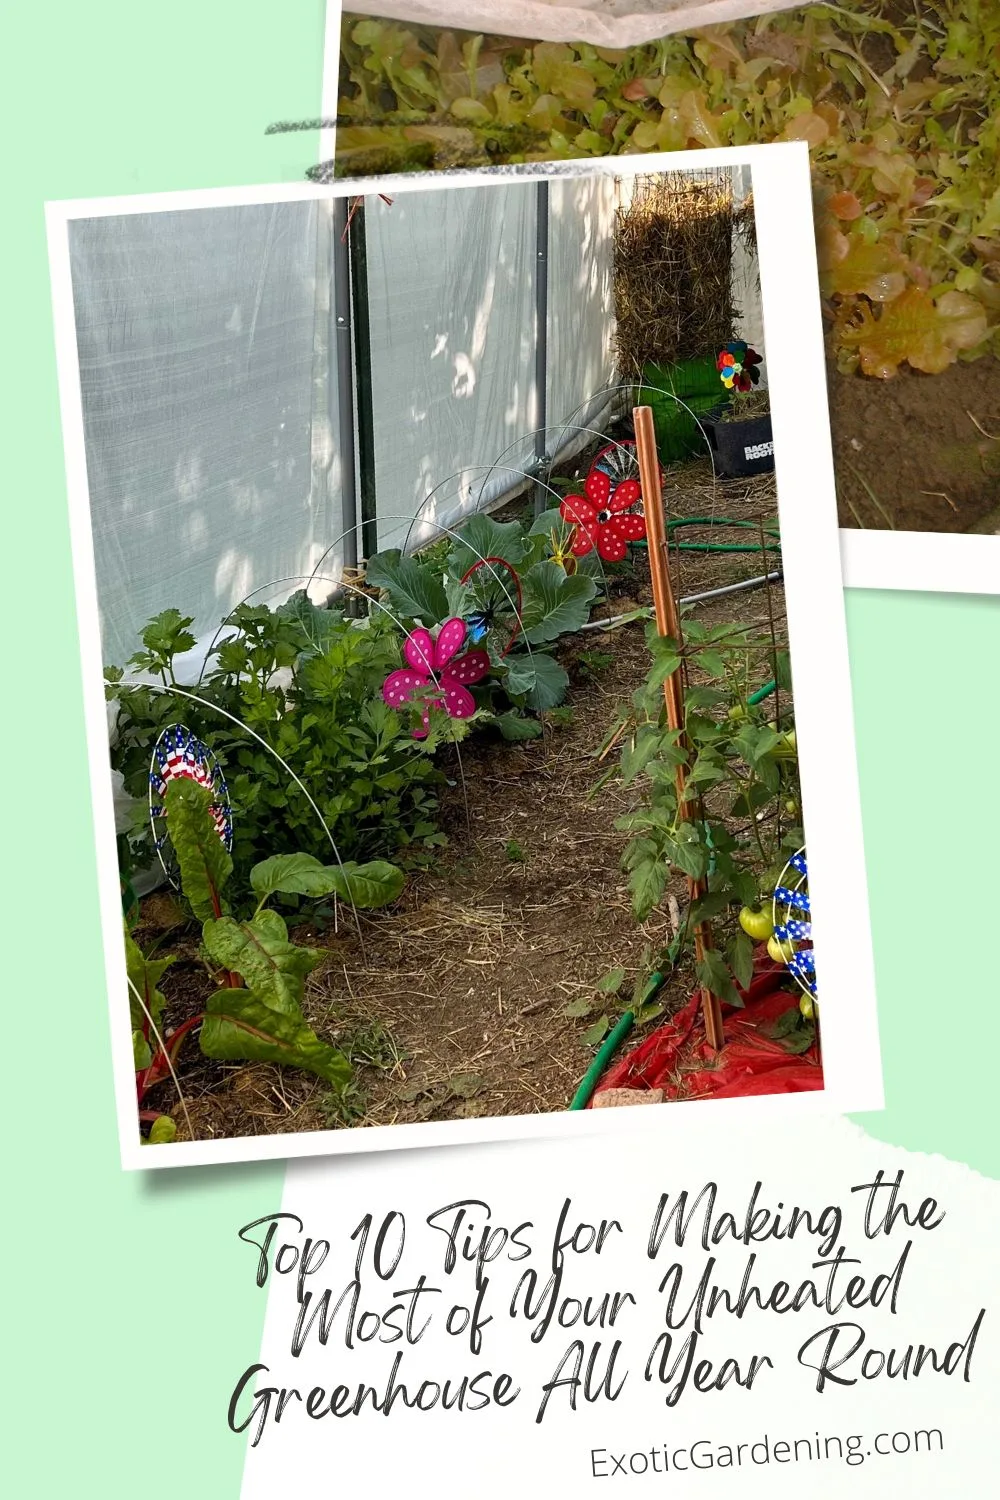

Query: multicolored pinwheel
[
  {"left": 382, "top": 618, "right": 490, "bottom": 737},
  {"left": 148, "top": 724, "right": 233, "bottom": 885},
  {"left": 717, "top": 341, "right": 763, "bottom": 393}
]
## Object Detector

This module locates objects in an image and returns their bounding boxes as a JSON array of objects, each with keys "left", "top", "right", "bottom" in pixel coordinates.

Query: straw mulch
[{"left": 614, "top": 169, "right": 748, "bottom": 378}]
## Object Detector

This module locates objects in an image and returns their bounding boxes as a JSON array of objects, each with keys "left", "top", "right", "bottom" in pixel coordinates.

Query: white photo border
[
  {"left": 841, "top": 528, "right": 1000, "bottom": 594},
  {"left": 46, "top": 142, "right": 883, "bottom": 1172}
]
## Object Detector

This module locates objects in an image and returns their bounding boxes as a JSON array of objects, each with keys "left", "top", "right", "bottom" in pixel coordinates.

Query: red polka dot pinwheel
[
  {"left": 382, "top": 617, "right": 490, "bottom": 738},
  {"left": 717, "top": 340, "right": 763, "bottom": 393},
  {"left": 559, "top": 467, "right": 647, "bottom": 563}
]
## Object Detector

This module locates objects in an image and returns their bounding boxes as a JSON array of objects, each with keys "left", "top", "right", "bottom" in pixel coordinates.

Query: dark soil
[
  {"left": 831, "top": 359, "right": 1000, "bottom": 532},
  {"left": 136, "top": 462, "right": 790, "bottom": 1144}
]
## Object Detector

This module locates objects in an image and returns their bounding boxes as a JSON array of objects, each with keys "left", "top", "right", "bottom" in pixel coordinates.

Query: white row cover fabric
[
  {"left": 362, "top": 183, "right": 539, "bottom": 555},
  {"left": 69, "top": 199, "right": 341, "bottom": 672},
  {"left": 546, "top": 173, "right": 618, "bottom": 471},
  {"left": 345, "top": 0, "right": 804, "bottom": 48}
]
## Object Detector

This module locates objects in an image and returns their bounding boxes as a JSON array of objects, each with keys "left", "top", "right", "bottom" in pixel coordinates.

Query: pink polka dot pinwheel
[
  {"left": 382, "top": 617, "right": 490, "bottom": 738},
  {"left": 558, "top": 468, "right": 646, "bottom": 563}
]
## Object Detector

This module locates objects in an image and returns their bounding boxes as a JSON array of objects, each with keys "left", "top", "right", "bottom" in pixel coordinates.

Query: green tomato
[
  {"left": 739, "top": 904, "right": 774, "bottom": 941},
  {"left": 799, "top": 993, "right": 815, "bottom": 1021},
  {"left": 767, "top": 933, "right": 795, "bottom": 963},
  {"left": 727, "top": 704, "right": 746, "bottom": 721}
]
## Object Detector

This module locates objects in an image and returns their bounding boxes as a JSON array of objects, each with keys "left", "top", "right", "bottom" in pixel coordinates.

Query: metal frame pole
[
  {"left": 332, "top": 197, "right": 359, "bottom": 573},
  {"left": 533, "top": 180, "right": 550, "bottom": 514},
  {"left": 348, "top": 199, "right": 378, "bottom": 560}
]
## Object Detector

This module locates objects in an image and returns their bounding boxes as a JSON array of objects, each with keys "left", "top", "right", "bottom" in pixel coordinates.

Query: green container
[{"left": 639, "top": 356, "right": 731, "bottom": 463}]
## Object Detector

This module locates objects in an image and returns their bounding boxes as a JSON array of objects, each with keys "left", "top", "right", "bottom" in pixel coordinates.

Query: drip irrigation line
[{"left": 578, "top": 569, "right": 783, "bottom": 631}]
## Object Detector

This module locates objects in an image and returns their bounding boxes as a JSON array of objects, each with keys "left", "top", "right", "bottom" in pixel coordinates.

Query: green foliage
[
  {"left": 143, "top": 1116, "right": 178, "bottom": 1145},
  {"left": 520, "top": 561, "right": 597, "bottom": 645},
  {"left": 616, "top": 618, "right": 803, "bottom": 1003},
  {"left": 336, "top": 3, "right": 1000, "bottom": 373},
  {"left": 248, "top": 852, "right": 404, "bottom": 908},
  {"left": 108, "top": 593, "right": 445, "bottom": 884},
  {"left": 366, "top": 510, "right": 604, "bottom": 713},
  {"left": 163, "top": 777, "right": 233, "bottom": 921},
  {"left": 129, "top": 780, "right": 406, "bottom": 1110},
  {"left": 125, "top": 924, "right": 175, "bottom": 1069}
]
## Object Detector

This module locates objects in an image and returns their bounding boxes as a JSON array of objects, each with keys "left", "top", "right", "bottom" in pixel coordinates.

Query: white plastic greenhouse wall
[{"left": 68, "top": 168, "right": 761, "bottom": 677}]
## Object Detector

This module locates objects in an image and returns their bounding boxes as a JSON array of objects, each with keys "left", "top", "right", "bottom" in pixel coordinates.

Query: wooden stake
[{"left": 633, "top": 405, "right": 725, "bottom": 1052}]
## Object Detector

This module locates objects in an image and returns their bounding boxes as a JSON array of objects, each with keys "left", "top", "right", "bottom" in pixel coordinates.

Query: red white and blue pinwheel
[{"left": 148, "top": 724, "right": 233, "bottom": 885}]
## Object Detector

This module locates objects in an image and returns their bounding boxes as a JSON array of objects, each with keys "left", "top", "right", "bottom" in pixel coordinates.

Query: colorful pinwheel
[
  {"left": 382, "top": 618, "right": 490, "bottom": 738},
  {"left": 560, "top": 466, "right": 646, "bottom": 562},
  {"left": 717, "top": 341, "right": 763, "bottom": 393},
  {"left": 148, "top": 724, "right": 233, "bottom": 885},
  {"left": 771, "top": 849, "right": 817, "bottom": 998}
]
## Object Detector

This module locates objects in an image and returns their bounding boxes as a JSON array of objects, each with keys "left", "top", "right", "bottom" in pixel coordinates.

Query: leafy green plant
[
  {"left": 613, "top": 617, "right": 802, "bottom": 1007},
  {"left": 107, "top": 593, "right": 446, "bottom": 886},
  {"left": 131, "top": 777, "right": 405, "bottom": 1139},
  {"left": 335, "top": 3, "right": 1000, "bottom": 375},
  {"left": 366, "top": 509, "right": 599, "bottom": 722}
]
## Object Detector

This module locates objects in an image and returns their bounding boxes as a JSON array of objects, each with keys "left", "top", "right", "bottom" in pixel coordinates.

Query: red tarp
[{"left": 592, "top": 959, "right": 823, "bottom": 1104}]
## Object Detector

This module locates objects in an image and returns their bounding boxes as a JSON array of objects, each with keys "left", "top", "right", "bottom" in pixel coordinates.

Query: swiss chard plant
[
  {"left": 107, "top": 593, "right": 446, "bottom": 887},
  {"left": 130, "top": 776, "right": 405, "bottom": 1142},
  {"left": 366, "top": 509, "right": 600, "bottom": 733},
  {"left": 611, "top": 616, "right": 803, "bottom": 1008}
]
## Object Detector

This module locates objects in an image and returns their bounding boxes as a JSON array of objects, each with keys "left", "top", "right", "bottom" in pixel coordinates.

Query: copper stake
[{"left": 633, "top": 405, "right": 725, "bottom": 1051}]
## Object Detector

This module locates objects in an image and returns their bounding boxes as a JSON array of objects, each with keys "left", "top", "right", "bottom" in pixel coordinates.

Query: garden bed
[
  {"left": 830, "top": 357, "right": 1000, "bottom": 532},
  {"left": 133, "top": 462, "right": 796, "bottom": 1141}
]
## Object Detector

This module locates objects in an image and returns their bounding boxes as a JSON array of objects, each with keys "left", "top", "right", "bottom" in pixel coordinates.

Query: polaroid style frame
[
  {"left": 46, "top": 144, "right": 883, "bottom": 1171},
  {"left": 841, "top": 527, "right": 1000, "bottom": 594}
]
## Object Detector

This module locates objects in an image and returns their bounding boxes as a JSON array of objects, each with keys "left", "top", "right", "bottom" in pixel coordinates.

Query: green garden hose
[
  {"left": 633, "top": 517, "right": 781, "bottom": 556},
  {"left": 569, "top": 1010, "right": 636, "bottom": 1111},
  {"left": 748, "top": 678, "right": 777, "bottom": 706},
  {"left": 568, "top": 968, "right": 670, "bottom": 1110}
]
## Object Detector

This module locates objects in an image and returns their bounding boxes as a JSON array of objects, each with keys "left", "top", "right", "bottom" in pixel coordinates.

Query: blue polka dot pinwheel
[{"left": 771, "top": 848, "right": 817, "bottom": 1003}]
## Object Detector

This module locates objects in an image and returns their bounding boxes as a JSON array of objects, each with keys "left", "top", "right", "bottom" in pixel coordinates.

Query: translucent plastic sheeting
[
  {"left": 732, "top": 164, "right": 765, "bottom": 376},
  {"left": 546, "top": 173, "right": 618, "bottom": 461},
  {"left": 363, "top": 184, "right": 540, "bottom": 554},
  {"left": 69, "top": 199, "right": 341, "bottom": 674}
]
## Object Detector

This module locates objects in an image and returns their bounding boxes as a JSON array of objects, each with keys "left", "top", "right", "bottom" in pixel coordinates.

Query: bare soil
[
  {"left": 831, "top": 359, "right": 1000, "bottom": 532},
  {"left": 137, "top": 462, "right": 788, "bottom": 1144}
]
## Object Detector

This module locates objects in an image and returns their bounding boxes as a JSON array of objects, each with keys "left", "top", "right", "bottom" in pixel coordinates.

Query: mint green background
[
  {"left": 3, "top": 3, "right": 324, "bottom": 1495},
  {"left": 5, "top": 4, "right": 998, "bottom": 1495}
]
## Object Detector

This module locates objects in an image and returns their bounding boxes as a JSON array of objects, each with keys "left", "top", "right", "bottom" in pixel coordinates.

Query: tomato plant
[{"left": 612, "top": 614, "right": 803, "bottom": 1007}]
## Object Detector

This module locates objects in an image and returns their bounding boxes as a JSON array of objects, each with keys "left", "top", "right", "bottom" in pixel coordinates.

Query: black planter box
[{"left": 703, "top": 413, "right": 774, "bottom": 479}]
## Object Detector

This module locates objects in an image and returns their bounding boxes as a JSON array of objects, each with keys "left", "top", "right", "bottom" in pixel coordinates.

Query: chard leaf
[
  {"left": 250, "top": 853, "right": 405, "bottom": 909},
  {"left": 202, "top": 910, "right": 320, "bottom": 1014},
  {"left": 163, "top": 777, "right": 232, "bottom": 922},
  {"left": 124, "top": 923, "right": 175, "bottom": 1035},
  {"left": 200, "top": 989, "right": 352, "bottom": 1088}
]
